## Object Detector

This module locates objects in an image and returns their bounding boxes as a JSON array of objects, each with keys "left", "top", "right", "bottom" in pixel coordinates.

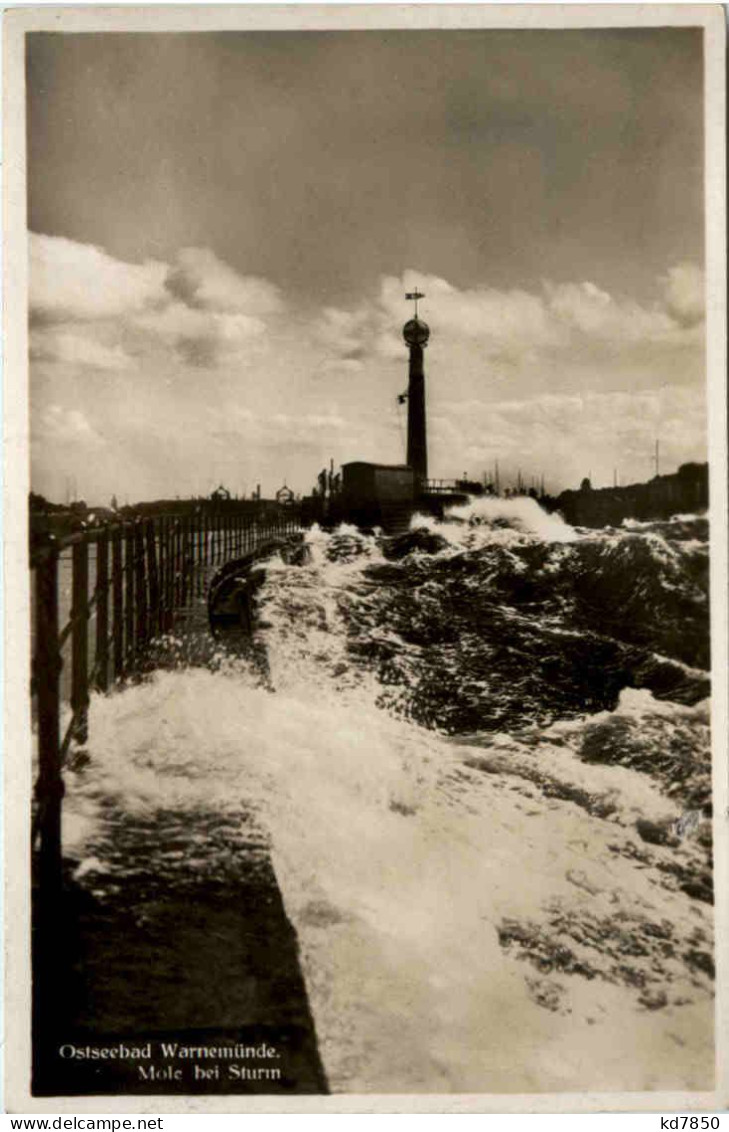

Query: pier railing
[{"left": 30, "top": 506, "right": 302, "bottom": 902}]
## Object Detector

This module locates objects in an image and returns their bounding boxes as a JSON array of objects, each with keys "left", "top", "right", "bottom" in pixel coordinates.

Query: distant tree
[
  {"left": 580, "top": 477, "right": 592, "bottom": 492},
  {"left": 677, "top": 462, "right": 706, "bottom": 481},
  {"left": 29, "top": 491, "right": 50, "bottom": 512},
  {"left": 110, "top": 494, "right": 119, "bottom": 511}
]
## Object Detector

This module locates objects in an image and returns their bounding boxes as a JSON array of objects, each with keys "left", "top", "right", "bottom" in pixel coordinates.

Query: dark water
[
  {"left": 64, "top": 497, "right": 715, "bottom": 1093},
  {"left": 260, "top": 498, "right": 711, "bottom": 814}
]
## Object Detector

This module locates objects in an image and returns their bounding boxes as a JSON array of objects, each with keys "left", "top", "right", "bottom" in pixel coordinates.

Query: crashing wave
[{"left": 60, "top": 496, "right": 714, "bottom": 1094}]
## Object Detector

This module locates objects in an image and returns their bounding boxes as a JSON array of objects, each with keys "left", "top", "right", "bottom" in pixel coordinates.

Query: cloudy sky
[{"left": 27, "top": 26, "right": 705, "bottom": 503}]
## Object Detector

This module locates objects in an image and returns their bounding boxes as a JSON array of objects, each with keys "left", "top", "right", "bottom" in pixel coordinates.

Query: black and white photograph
[{"left": 4, "top": 3, "right": 727, "bottom": 1111}]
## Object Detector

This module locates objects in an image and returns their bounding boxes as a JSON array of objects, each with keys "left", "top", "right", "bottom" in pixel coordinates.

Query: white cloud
[
  {"left": 207, "top": 406, "right": 350, "bottom": 449},
  {"left": 30, "top": 330, "right": 132, "bottom": 371},
  {"left": 33, "top": 404, "right": 105, "bottom": 448},
  {"left": 318, "top": 265, "right": 704, "bottom": 389},
  {"left": 431, "top": 386, "right": 706, "bottom": 490},
  {"left": 131, "top": 301, "right": 268, "bottom": 367},
  {"left": 313, "top": 306, "right": 371, "bottom": 358},
  {"left": 164, "top": 247, "right": 283, "bottom": 316},
  {"left": 30, "top": 233, "right": 166, "bottom": 323},
  {"left": 30, "top": 236, "right": 281, "bottom": 373},
  {"left": 28, "top": 235, "right": 706, "bottom": 501},
  {"left": 544, "top": 279, "right": 686, "bottom": 344},
  {"left": 379, "top": 271, "right": 560, "bottom": 354},
  {"left": 662, "top": 262, "right": 705, "bottom": 327},
  {"left": 318, "top": 357, "right": 365, "bottom": 377}
]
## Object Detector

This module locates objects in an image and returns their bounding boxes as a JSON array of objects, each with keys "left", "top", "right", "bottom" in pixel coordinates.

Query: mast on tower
[{"left": 403, "top": 289, "right": 429, "bottom": 486}]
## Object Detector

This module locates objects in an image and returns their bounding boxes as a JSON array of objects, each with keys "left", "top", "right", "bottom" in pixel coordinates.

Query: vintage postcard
[{"left": 3, "top": 3, "right": 727, "bottom": 1114}]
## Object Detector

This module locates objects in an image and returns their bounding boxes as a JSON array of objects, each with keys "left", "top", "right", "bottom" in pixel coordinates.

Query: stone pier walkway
[{"left": 33, "top": 560, "right": 327, "bottom": 1097}]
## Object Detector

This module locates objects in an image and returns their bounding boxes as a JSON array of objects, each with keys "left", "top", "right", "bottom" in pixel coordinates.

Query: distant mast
[{"left": 403, "top": 288, "right": 430, "bottom": 486}]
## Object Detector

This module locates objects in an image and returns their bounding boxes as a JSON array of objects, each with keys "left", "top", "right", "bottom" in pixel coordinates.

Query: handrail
[
  {"left": 30, "top": 506, "right": 305, "bottom": 904},
  {"left": 30, "top": 503, "right": 291, "bottom": 561}
]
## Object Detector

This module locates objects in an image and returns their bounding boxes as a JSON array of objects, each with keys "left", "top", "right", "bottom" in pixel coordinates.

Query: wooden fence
[{"left": 30, "top": 507, "right": 301, "bottom": 904}]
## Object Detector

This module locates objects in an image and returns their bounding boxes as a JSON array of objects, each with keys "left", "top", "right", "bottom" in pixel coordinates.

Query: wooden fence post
[
  {"left": 180, "top": 517, "right": 190, "bottom": 607},
  {"left": 95, "top": 531, "right": 109, "bottom": 692},
  {"left": 112, "top": 529, "right": 123, "bottom": 680},
  {"left": 145, "top": 519, "right": 160, "bottom": 636},
  {"left": 158, "top": 518, "right": 167, "bottom": 631},
  {"left": 167, "top": 521, "right": 174, "bottom": 616},
  {"left": 163, "top": 518, "right": 173, "bottom": 630},
  {"left": 171, "top": 518, "right": 178, "bottom": 626},
  {"left": 71, "top": 540, "right": 89, "bottom": 746},
  {"left": 33, "top": 538, "right": 65, "bottom": 1060},
  {"left": 124, "top": 526, "right": 135, "bottom": 669},
  {"left": 34, "top": 542, "right": 63, "bottom": 902},
  {"left": 135, "top": 523, "right": 148, "bottom": 652},
  {"left": 196, "top": 516, "right": 204, "bottom": 596}
]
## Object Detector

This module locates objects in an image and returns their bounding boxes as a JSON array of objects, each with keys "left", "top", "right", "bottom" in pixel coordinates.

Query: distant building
[
  {"left": 276, "top": 484, "right": 295, "bottom": 506},
  {"left": 553, "top": 463, "right": 708, "bottom": 527}
]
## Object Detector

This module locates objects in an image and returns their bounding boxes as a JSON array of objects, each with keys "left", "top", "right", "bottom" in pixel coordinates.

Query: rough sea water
[{"left": 63, "top": 498, "right": 714, "bottom": 1094}]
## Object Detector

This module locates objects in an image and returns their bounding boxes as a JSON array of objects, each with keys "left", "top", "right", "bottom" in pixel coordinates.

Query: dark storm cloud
[
  {"left": 176, "top": 333, "right": 218, "bottom": 369},
  {"left": 26, "top": 28, "right": 703, "bottom": 310},
  {"left": 164, "top": 264, "right": 204, "bottom": 310}
]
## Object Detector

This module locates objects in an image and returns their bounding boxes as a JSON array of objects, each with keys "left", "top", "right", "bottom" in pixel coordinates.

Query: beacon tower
[{"left": 403, "top": 289, "right": 430, "bottom": 486}]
